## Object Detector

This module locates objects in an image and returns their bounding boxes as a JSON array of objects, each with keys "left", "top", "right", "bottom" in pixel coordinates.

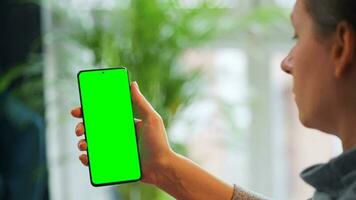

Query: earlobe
[{"left": 334, "top": 21, "right": 355, "bottom": 79}]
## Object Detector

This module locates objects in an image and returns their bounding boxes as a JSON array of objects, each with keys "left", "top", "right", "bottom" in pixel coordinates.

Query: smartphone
[{"left": 77, "top": 67, "right": 141, "bottom": 186}]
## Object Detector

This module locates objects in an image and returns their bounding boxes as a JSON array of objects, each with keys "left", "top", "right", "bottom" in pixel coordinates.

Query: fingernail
[
  {"left": 75, "top": 124, "right": 79, "bottom": 134},
  {"left": 133, "top": 81, "right": 139, "bottom": 89},
  {"left": 133, "top": 81, "right": 141, "bottom": 92}
]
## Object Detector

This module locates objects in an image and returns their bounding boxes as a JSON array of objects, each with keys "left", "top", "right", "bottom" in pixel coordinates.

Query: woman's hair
[{"left": 303, "top": 0, "right": 356, "bottom": 36}]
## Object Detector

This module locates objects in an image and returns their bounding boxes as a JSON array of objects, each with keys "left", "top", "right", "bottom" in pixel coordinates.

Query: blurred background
[{"left": 0, "top": 0, "right": 342, "bottom": 200}]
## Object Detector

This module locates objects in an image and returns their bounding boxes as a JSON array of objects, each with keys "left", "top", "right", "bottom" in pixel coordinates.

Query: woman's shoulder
[{"left": 302, "top": 148, "right": 356, "bottom": 199}]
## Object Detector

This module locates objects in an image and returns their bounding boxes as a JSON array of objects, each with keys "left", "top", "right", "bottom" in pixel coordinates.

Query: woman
[{"left": 71, "top": 0, "right": 356, "bottom": 199}]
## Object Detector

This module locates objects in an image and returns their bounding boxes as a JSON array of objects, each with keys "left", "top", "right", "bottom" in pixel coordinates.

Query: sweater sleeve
[{"left": 231, "top": 184, "right": 268, "bottom": 200}]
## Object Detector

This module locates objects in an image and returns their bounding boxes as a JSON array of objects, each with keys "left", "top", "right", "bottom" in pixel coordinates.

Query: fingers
[
  {"left": 130, "top": 82, "right": 156, "bottom": 119},
  {"left": 79, "top": 154, "right": 88, "bottom": 166},
  {"left": 72, "top": 107, "right": 87, "bottom": 166},
  {"left": 75, "top": 122, "right": 85, "bottom": 136},
  {"left": 71, "top": 107, "right": 82, "bottom": 118},
  {"left": 78, "top": 139, "right": 87, "bottom": 151}
]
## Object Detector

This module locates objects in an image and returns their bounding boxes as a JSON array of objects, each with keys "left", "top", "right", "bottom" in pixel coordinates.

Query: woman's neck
[{"left": 338, "top": 109, "right": 356, "bottom": 151}]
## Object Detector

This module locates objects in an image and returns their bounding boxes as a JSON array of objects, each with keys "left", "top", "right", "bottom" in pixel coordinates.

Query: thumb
[{"left": 130, "top": 81, "right": 155, "bottom": 119}]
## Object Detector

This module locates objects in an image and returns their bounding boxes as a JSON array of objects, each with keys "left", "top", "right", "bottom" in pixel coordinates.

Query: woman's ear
[{"left": 332, "top": 21, "right": 355, "bottom": 79}]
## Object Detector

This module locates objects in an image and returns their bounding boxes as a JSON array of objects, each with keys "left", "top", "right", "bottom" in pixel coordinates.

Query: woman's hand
[
  {"left": 71, "top": 81, "right": 174, "bottom": 186},
  {"left": 72, "top": 81, "right": 237, "bottom": 200}
]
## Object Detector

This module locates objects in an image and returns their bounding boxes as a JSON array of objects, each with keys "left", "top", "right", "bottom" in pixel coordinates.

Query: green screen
[{"left": 77, "top": 67, "right": 141, "bottom": 186}]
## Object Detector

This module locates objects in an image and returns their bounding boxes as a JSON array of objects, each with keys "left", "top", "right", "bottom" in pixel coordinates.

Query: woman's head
[{"left": 281, "top": 0, "right": 356, "bottom": 136}]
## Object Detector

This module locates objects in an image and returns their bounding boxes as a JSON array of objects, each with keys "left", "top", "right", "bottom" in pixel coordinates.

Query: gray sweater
[{"left": 231, "top": 148, "right": 356, "bottom": 200}]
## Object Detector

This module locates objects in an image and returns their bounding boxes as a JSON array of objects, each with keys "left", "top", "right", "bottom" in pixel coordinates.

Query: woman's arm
[
  {"left": 154, "top": 151, "right": 266, "bottom": 200},
  {"left": 155, "top": 151, "right": 234, "bottom": 200}
]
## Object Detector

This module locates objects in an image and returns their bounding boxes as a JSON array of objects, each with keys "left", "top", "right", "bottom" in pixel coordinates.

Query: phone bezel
[{"left": 77, "top": 67, "right": 142, "bottom": 187}]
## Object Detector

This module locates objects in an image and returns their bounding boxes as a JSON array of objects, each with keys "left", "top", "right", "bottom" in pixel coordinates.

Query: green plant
[
  {"left": 0, "top": 52, "right": 44, "bottom": 116},
  {"left": 50, "top": 0, "right": 228, "bottom": 199},
  {"left": 71, "top": 1, "right": 227, "bottom": 127}
]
